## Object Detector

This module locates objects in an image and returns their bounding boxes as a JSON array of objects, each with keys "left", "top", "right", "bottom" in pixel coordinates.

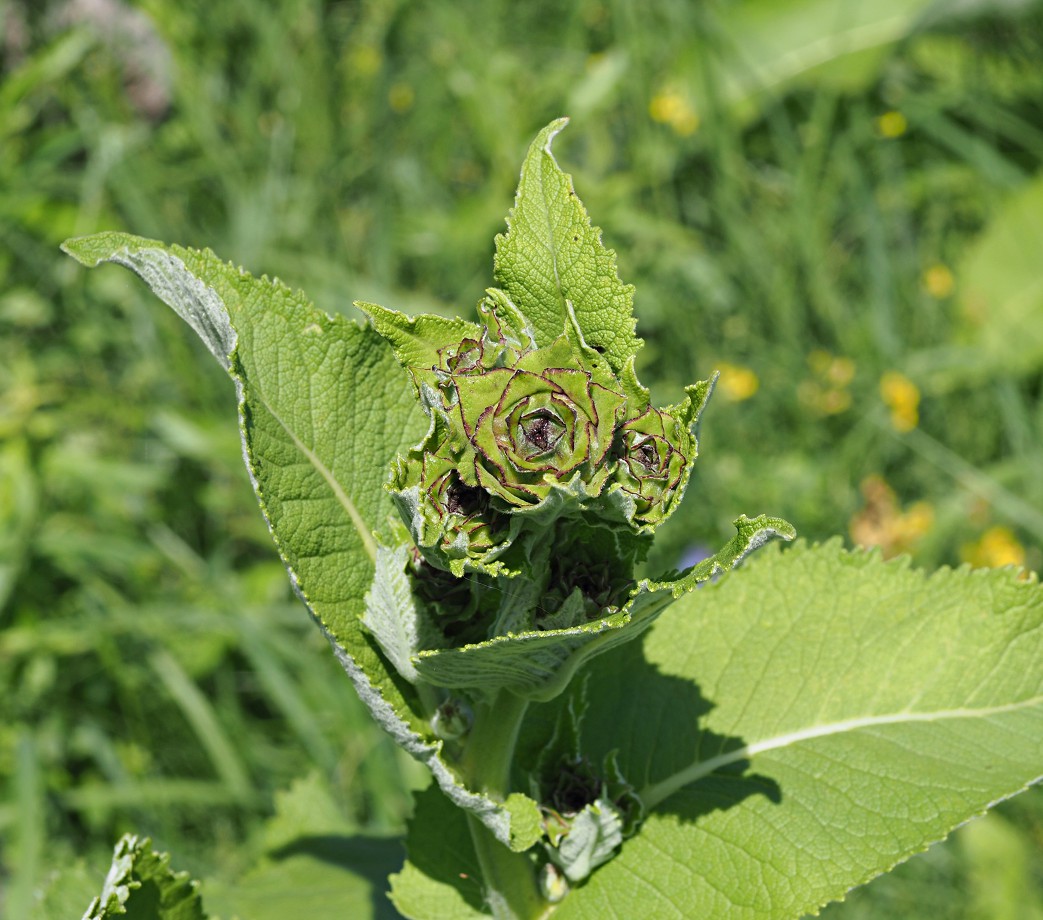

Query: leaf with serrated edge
[
  {"left": 362, "top": 542, "right": 432, "bottom": 684},
  {"left": 494, "top": 119, "right": 640, "bottom": 373},
  {"left": 413, "top": 515, "right": 794, "bottom": 701},
  {"left": 60, "top": 232, "right": 537, "bottom": 851},
  {"left": 81, "top": 834, "right": 206, "bottom": 920},
  {"left": 355, "top": 300, "right": 482, "bottom": 392},
  {"left": 538, "top": 541, "right": 1043, "bottom": 919},
  {"left": 552, "top": 798, "right": 624, "bottom": 883}
]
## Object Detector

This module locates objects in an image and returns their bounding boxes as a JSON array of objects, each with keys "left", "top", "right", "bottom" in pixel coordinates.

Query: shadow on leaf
[
  {"left": 251, "top": 834, "right": 404, "bottom": 920},
  {"left": 391, "top": 783, "right": 489, "bottom": 916},
  {"left": 519, "top": 631, "right": 780, "bottom": 827}
]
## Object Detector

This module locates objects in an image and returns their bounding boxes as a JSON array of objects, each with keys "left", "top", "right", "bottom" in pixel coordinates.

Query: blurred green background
[{"left": 3, "top": 0, "right": 1043, "bottom": 915}]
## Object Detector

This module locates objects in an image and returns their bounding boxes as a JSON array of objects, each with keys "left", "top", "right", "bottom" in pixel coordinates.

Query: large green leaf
[
  {"left": 680, "top": 0, "right": 1038, "bottom": 129},
  {"left": 61, "top": 232, "right": 424, "bottom": 713},
  {"left": 703, "top": 0, "right": 940, "bottom": 113},
  {"left": 60, "top": 233, "right": 536, "bottom": 849},
  {"left": 517, "top": 540, "right": 1043, "bottom": 918}
]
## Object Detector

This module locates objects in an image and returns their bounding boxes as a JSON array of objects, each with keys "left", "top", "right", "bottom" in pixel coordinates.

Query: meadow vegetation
[{"left": 3, "top": 0, "right": 1043, "bottom": 915}]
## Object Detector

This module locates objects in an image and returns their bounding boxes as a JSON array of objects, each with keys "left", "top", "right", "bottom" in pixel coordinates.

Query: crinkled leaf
[
  {"left": 551, "top": 798, "right": 624, "bottom": 883},
  {"left": 363, "top": 542, "right": 435, "bottom": 684},
  {"left": 81, "top": 834, "right": 206, "bottom": 920},
  {"left": 412, "top": 515, "right": 793, "bottom": 700},
  {"left": 355, "top": 300, "right": 482, "bottom": 394},
  {"left": 60, "top": 233, "right": 534, "bottom": 849},
  {"left": 494, "top": 118, "right": 641, "bottom": 374},
  {"left": 62, "top": 232, "right": 424, "bottom": 718},
  {"left": 538, "top": 541, "right": 1043, "bottom": 919}
]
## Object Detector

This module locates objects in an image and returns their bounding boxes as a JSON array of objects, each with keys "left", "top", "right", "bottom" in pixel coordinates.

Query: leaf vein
[
  {"left": 640, "top": 695, "right": 1043, "bottom": 810},
  {"left": 262, "top": 398, "right": 377, "bottom": 564}
]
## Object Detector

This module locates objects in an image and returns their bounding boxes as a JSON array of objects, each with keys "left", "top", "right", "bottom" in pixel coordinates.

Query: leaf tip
[
  {"left": 541, "top": 116, "right": 571, "bottom": 155},
  {"left": 60, "top": 235, "right": 102, "bottom": 267},
  {"left": 60, "top": 230, "right": 160, "bottom": 269}
]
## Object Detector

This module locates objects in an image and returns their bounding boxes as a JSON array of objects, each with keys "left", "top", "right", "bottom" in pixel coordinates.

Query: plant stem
[
  {"left": 466, "top": 813, "right": 545, "bottom": 920},
  {"left": 460, "top": 690, "right": 546, "bottom": 919},
  {"left": 462, "top": 690, "right": 529, "bottom": 794}
]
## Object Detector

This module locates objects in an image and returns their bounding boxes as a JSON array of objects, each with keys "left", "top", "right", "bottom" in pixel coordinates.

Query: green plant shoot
[{"left": 61, "top": 119, "right": 1043, "bottom": 920}]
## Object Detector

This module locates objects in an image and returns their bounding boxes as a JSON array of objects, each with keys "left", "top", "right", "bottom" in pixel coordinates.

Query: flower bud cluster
[{"left": 369, "top": 292, "right": 710, "bottom": 586}]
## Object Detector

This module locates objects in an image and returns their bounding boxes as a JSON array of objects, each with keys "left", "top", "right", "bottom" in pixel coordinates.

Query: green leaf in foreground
[
  {"left": 81, "top": 834, "right": 206, "bottom": 920},
  {"left": 60, "top": 234, "right": 423, "bottom": 717},
  {"left": 59, "top": 233, "right": 535, "bottom": 849},
  {"left": 528, "top": 541, "right": 1043, "bottom": 918}
]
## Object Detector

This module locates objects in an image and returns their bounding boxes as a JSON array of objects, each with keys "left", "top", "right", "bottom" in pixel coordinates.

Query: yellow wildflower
[
  {"left": 880, "top": 371, "right": 919, "bottom": 432},
  {"left": 961, "top": 526, "right": 1026, "bottom": 570},
  {"left": 801, "top": 351, "right": 854, "bottom": 416},
  {"left": 826, "top": 356, "right": 855, "bottom": 387},
  {"left": 349, "top": 45, "right": 381, "bottom": 78},
  {"left": 922, "top": 263, "right": 955, "bottom": 299},
  {"left": 807, "top": 349, "right": 832, "bottom": 376},
  {"left": 876, "top": 111, "right": 908, "bottom": 139},
  {"left": 850, "top": 475, "right": 934, "bottom": 558},
  {"left": 649, "top": 90, "right": 699, "bottom": 137},
  {"left": 715, "top": 362, "right": 759, "bottom": 402}
]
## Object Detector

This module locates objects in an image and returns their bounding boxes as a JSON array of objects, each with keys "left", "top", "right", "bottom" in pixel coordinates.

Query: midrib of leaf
[
  {"left": 536, "top": 135, "right": 565, "bottom": 300},
  {"left": 640, "top": 694, "right": 1043, "bottom": 810},
  {"left": 258, "top": 395, "right": 378, "bottom": 564}
]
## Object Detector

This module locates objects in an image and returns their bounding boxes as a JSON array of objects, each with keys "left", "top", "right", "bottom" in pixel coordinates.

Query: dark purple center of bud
[
  {"left": 519, "top": 409, "right": 565, "bottom": 454},
  {"left": 550, "top": 756, "right": 601, "bottom": 815},
  {"left": 446, "top": 480, "right": 484, "bottom": 515},
  {"left": 633, "top": 437, "right": 660, "bottom": 471}
]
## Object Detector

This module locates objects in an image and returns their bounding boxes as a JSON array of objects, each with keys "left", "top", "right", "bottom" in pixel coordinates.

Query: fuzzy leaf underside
[
  {"left": 81, "top": 834, "right": 206, "bottom": 920},
  {"left": 527, "top": 541, "right": 1043, "bottom": 919},
  {"left": 62, "top": 232, "right": 421, "bottom": 693},
  {"left": 60, "top": 233, "right": 536, "bottom": 850},
  {"left": 494, "top": 118, "right": 640, "bottom": 373},
  {"left": 362, "top": 542, "right": 431, "bottom": 685}
]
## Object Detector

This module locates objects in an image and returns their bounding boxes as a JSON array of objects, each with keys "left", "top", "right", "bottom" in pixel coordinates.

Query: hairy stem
[{"left": 461, "top": 691, "right": 545, "bottom": 919}]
